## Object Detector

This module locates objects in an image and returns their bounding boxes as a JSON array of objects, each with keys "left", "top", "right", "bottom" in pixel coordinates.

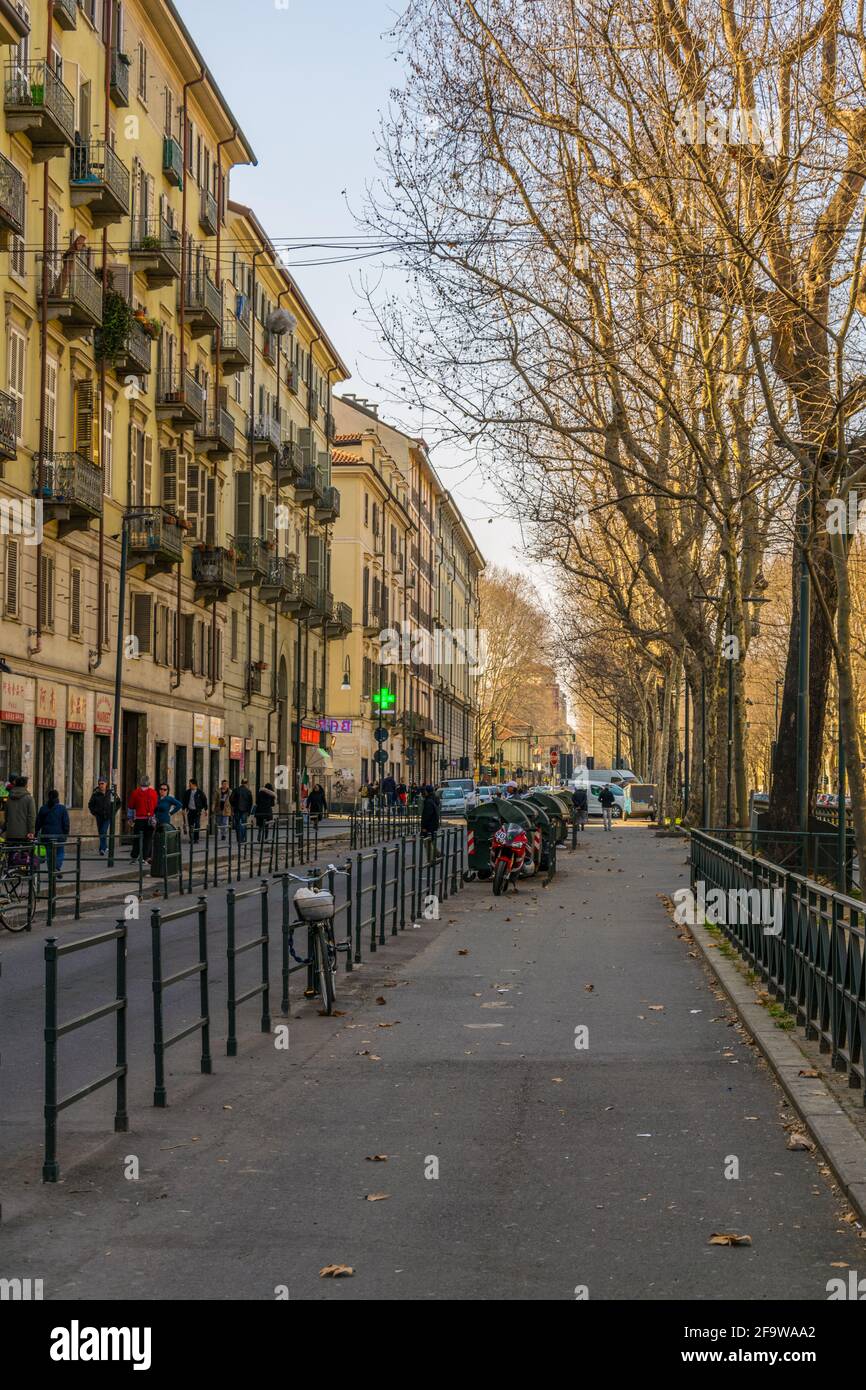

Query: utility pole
[{"left": 797, "top": 501, "right": 811, "bottom": 842}]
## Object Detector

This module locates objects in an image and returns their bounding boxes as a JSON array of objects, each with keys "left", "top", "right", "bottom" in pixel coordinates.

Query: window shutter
[
  {"left": 230, "top": 607, "right": 238, "bottom": 662},
  {"left": 101, "top": 578, "right": 111, "bottom": 648},
  {"left": 206, "top": 474, "right": 216, "bottom": 544},
  {"left": 161, "top": 447, "right": 176, "bottom": 507},
  {"left": 216, "top": 627, "right": 223, "bottom": 681},
  {"left": 258, "top": 621, "right": 264, "bottom": 663},
  {"left": 266, "top": 496, "right": 275, "bottom": 545},
  {"left": 154, "top": 604, "right": 164, "bottom": 663},
  {"left": 181, "top": 613, "right": 194, "bottom": 670},
  {"left": 143, "top": 433, "right": 153, "bottom": 506},
  {"left": 235, "top": 470, "right": 251, "bottom": 539},
  {"left": 297, "top": 427, "right": 313, "bottom": 473},
  {"left": 132, "top": 593, "right": 152, "bottom": 655},
  {"left": 5, "top": 538, "right": 19, "bottom": 618},
  {"left": 308, "top": 534, "right": 323, "bottom": 583},
  {"left": 70, "top": 565, "right": 82, "bottom": 637},
  {"left": 39, "top": 554, "right": 55, "bottom": 630},
  {"left": 74, "top": 379, "right": 95, "bottom": 460},
  {"left": 177, "top": 452, "right": 188, "bottom": 519},
  {"left": 186, "top": 463, "right": 200, "bottom": 535}
]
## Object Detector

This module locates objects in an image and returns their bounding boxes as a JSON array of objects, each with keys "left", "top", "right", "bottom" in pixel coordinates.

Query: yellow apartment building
[
  {"left": 329, "top": 395, "right": 483, "bottom": 796},
  {"left": 0, "top": 0, "right": 348, "bottom": 826}
]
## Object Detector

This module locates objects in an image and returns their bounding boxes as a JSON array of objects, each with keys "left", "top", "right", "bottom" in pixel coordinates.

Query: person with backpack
[
  {"left": 4, "top": 775, "right": 36, "bottom": 845},
  {"left": 571, "top": 783, "right": 588, "bottom": 833},
  {"left": 420, "top": 784, "right": 440, "bottom": 863},
  {"left": 598, "top": 783, "right": 616, "bottom": 832},
  {"left": 230, "top": 779, "right": 253, "bottom": 844},
  {"left": 254, "top": 782, "right": 277, "bottom": 842},
  {"left": 36, "top": 789, "right": 70, "bottom": 875},
  {"left": 217, "top": 779, "right": 232, "bottom": 840},
  {"left": 88, "top": 778, "right": 116, "bottom": 855}
]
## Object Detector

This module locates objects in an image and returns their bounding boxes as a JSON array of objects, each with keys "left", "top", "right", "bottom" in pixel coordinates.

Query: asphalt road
[{"left": 1, "top": 822, "right": 862, "bottom": 1301}]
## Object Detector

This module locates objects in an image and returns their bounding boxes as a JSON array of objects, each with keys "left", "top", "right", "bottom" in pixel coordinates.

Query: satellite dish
[{"left": 267, "top": 308, "right": 296, "bottom": 337}]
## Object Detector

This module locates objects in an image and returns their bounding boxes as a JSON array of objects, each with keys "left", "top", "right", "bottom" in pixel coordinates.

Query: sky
[{"left": 174, "top": 0, "right": 537, "bottom": 580}]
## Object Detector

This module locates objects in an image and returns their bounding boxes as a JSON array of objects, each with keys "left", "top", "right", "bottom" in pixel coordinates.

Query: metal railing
[
  {"left": 220, "top": 312, "right": 251, "bottom": 363},
  {"left": 200, "top": 186, "right": 218, "bottom": 235},
  {"left": 70, "top": 138, "right": 130, "bottom": 209},
  {"left": 0, "top": 386, "right": 17, "bottom": 457},
  {"left": 185, "top": 268, "right": 222, "bottom": 323},
  {"left": 195, "top": 405, "right": 235, "bottom": 452},
  {"left": 261, "top": 555, "right": 295, "bottom": 597},
  {"left": 351, "top": 802, "right": 422, "bottom": 849},
  {"left": 130, "top": 214, "right": 181, "bottom": 274},
  {"left": 163, "top": 134, "right": 183, "bottom": 186},
  {"left": 116, "top": 317, "right": 152, "bottom": 374},
  {"left": 150, "top": 897, "right": 212, "bottom": 1106},
  {"left": 225, "top": 882, "right": 271, "bottom": 1055},
  {"left": 0, "top": 149, "right": 24, "bottom": 234},
  {"left": 157, "top": 368, "right": 205, "bottom": 419},
  {"left": 235, "top": 535, "right": 271, "bottom": 580},
  {"left": 42, "top": 924, "right": 128, "bottom": 1182},
  {"left": 690, "top": 829, "right": 865, "bottom": 1099},
  {"left": 127, "top": 506, "right": 184, "bottom": 564},
  {"left": 251, "top": 414, "right": 282, "bottom": 450},
  {"left": 110, "top": 50, "right": 130, "bottom": 106},
  {"left": 33, "top": 451, "right": 102, "bottom": 510},
  {"left": 192, "top": 545, "right": 238, "bottom": 591},
  {"left": 4, "top": 61, "right": 75, "bottom": 143},
  {"left": 37, "top": 250, "right": 102, "bottom": 320}
]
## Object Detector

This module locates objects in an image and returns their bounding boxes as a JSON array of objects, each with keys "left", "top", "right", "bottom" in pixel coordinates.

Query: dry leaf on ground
[
  {"left": 320, "top": 1264, "right": 354, "bottom": 1278},
  {"left": 364, "top": 1193, "right": 390, "bottom": 1202},
  {"left": 709, "top": 1233, "right": 752, "bottom": 1247}
]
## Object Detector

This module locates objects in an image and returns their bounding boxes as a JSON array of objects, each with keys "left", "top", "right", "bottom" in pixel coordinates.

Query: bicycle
[
  {"left": 0, "top": 841, "right": 38, "bottom": 932},
  {"left": 285, "top": 864, "right": 350, "bottom": 1015}
]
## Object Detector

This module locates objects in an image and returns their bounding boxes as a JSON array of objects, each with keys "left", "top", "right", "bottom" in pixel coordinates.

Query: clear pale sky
[{"left": 175, "top": 0, "right": 535, "bottom": 578}]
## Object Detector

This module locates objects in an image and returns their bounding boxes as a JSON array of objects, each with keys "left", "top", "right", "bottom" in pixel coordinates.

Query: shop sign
[
  {"left": 94, "top": 693, "right": 113, "bottom": 735},
  {"left": 300, "top": 726, "right": 319, "bottom": 747},
  {"left": 67, "top": 689, "right": 87, "bottom": 732},
  {"left": 229, "top": 736, "right": 243, "bottom": 761},
  {"left": 36, "top": 681, "right": 58, "bottom": 729},
  {"left": 193, "top": 712, "right": 207, "bottom": 747},
  {"left": 209, "top": 717, "right": 223, "bottom": 750},
  {"left": 318, "top": 718, "right": 352, "bottom": 734},
  {"left": 0, "top": 675, "right": 27, "bottom": 723}
]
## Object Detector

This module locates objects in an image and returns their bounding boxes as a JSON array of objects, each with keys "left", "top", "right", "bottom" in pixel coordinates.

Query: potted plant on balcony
[
  {"left": 95, "top": 287, "right": 134, "bottom": 364},
  {"left": 139, "top": 232, "right": 162, "bottom": 251},
  {"left": 142, "top": 316, "right": 162, "bottom": 340}
]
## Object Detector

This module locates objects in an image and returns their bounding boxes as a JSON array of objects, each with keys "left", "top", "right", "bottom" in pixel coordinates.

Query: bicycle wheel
[
  {"left": 314, "top": 926, "right": 336, "bottom": 1015},
  {"left": 0, "top": 876, "right": 33, "bottom": 932}
]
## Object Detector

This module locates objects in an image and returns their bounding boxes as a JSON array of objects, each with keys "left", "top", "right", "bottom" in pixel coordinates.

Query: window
[
  {"left": 101, "top": 578, "right": 111, "bottom": 649},
  {"left": 258, "top": 621, "right": 265, "bottom": 664},
  {"left": 44, "top": 356, "right": 58, "bottom": 454},
  {"left": 65, "top": 732, "right": 84, "bottom": 808},
  {"left": 131, "top": 592, "right": 152, "bottom": 656},
  {"left": 39, "top": 553, "right": 55, "bottom": 630},
  {"left": 364, "top": 492, "right": 369, "bottom": 526},
  {"left": 5, "top": 538, "right": 19, "bottom": 618},
  {"left": 7, "top": 327, "right": 25, "bottom": 437},
  {"left": 69, "top": 565, "right": 82, "bottom": 638},
  {"left": 73, "top": 377, "right": 93, "bottom": 459},
  {"left": 9, "top": 166, "right": 25, "bottom": 280},
  {"left": 180, "top": 613, "right": 194, "bottom": 670},
  {"left": 136, "top": 39, "right": 147, "bottom": 101}
]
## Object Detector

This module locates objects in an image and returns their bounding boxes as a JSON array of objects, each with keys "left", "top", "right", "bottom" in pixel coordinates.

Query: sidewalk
[{"left": 1, "top": 824, "right": 863, "bottom": 1300}]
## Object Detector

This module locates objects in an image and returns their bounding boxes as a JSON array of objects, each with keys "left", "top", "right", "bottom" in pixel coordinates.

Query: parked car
[
  {"left": 627, "top": 783, "right": 657, "bottom": 819},
  {"left": 440, "top": 786, "right": 469, "bottom": 817},
  {"left": 585, "top": 781, "right": 630, "bottom": 819},
  {"left": 445, "top": 778, "right": 477, "bottom": 807}
]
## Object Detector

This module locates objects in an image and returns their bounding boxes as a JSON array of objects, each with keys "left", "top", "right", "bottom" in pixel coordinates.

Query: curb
[{"left": 688, "top": 918, "right": 866, "bottom": 1223}]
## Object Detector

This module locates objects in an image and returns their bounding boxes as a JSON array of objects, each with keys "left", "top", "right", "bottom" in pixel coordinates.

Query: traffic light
[{"left": 372, "top": 687, "right": 396, "bottom": 713}]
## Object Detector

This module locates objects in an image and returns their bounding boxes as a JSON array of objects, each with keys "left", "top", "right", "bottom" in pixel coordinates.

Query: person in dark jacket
[
  {"left": 571, "top": 784, "right": 588, "bottom": 832},
  {"left": 230, "top": 779, "right": 253, "bottom": 844},
  {"left": 182, "top": 779, "right": 208, "bottom": 843},
  {"left": 420, "top": 785, "right": 440, "bottom": 864},
  {"left": 88, "top": 778, "right": 117, "bottom": 855},
  {"left": 155, "top": 784, "right": 182, "bottom": 826},
  {"left": 307, "top": 783, "right": 326, "bottom": 821},
  {"left": 598, "top": 783, "right": 616, "bottom": 831},
  {"left": 254, "top": 782, "right": 277, "bottom": 842},
  {"left": 382, "top": 773, "right": 397, "bottom": 807},
  {"left": 4, "top": 776, "right": 36, "bottom": 843},
  {"left": 36, "top": 789, "right": 70, "bottom": 874}
]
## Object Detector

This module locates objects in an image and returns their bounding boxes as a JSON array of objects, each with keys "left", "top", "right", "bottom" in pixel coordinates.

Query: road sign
[
  {"left": 374, "top": 726, "right": 389, "bottom": 743},
  {"left": 406, "top": 750, "right": 416, "bottom": 764},
  {"left": 374, "top": 749, "right": 388, "bottom": 765}
]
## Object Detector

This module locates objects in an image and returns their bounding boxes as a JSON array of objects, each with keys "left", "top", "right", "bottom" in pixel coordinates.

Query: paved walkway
[{"left": 1, "top": 823, "right": 862, "bottom": 1300}]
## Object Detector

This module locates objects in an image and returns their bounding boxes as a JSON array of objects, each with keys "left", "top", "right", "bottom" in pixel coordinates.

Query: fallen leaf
[
  {"left": 787, "top": 1133, "right": 814, "bottom": 1151},
  {"left": 365, "top": 1155, "right": 388, "bottom": 1162},
  {"left": 709, "top": 1233, "right": 752, "bottom": 1247},
  {"left": 551, "top": 1077, "right": 564, "bottom": 1084},
  {"left": 798, "top": 1068, "right": 819, "bottom": 1078},
  {"left": 584, "top": 984, "right": 594, "bottom": 993},
  {"left": 377, "top": 1021, "right": 399, "bottom": 1028},
  {"left": 458, "top": 949, "right": 470, "bottom": 956},
  {"left": 649, "top": 1005, "right": 665, "bottom": 1012},
  {"left": 375, "top": 997, "right": 387, "bottom": 1006},
  {"left": 830, "top": 1261, "right": 849, "bottom": 1268},
  {"left": 364, "top": 1193, "right": 389, "bottom": 1202},
  {"left": 319, "top": 1264, "right": 354, "bottom": 1278}
]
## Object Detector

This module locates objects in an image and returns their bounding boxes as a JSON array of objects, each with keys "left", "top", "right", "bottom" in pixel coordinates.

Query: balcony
[
  {"left": 250, "top": 413, "right": 282, "bottom": 460},
  {"left": 309, "top": 685, "right": 325, "bottom": 715},
  {"left": 110, "top": 50, "right": 130, "bottom": 107},
  {"left": 247, "top": 664, "right": 264, "bottom": 697},
  {"left": 183, "top": 269, "right": 221, "bottom": 338},
  {"left": 234, "top": 536, "right": 270, "bottom": 587},
  {"left": 192, "top": 546, "right": 238, "bottom": 601},
  {"left": 308, "top": 586, "right": 334, "bottom": 630},
  {"left": 276, "top": 440, "right": 303, "bottom": 490},
  {"left": 5, "top": 61, "right": 75, "bottom": 161},
  {"left": 326, "top": 601, "right": 352, "bottom": 639},
  {"left": 130, "top": 216, "right": 181, "bottom": 288},
  {"left": 0, "top": 386, "right": 16, "bottom": 460},
  {"left": 260, "top": 556, "right": 295, "bottom": 603},
  {"left": 0, "top": 150, "right": 24, "bottom": 246},
  {"left": 126, "top": 507, "right": 184, "bottom": 575},
  {"left": 163, "top": 134, "right": 183, "bottom": 188},
  {"left": 284, "top": 571, "right": 317, "bottom": 617},
  {"left": 156, "top": 369, "right": 204, "bottom": 428},
  {"left": 104, "top": 317, "right": 153, "bottom": 380},
  {"left": 0, "top": 1, "right": 29, "bottom": 48},
  {"left": 324, "top": 412, "right": 336, "bottom": 442},
  {"left": 36, "top": 251, "right": 102, "bottom": 339},
  {"left": 54, "top": 0, "right": 76, "bottom": 28},
  {"left": 70, "top": 139, "right": 130, "bottom": 227},
  {"left": 363, "top": 608, "right": 387, "bottom": 637},
  {"left": 199, "top": 187, "right": 218, "bottom": 236},
  {"left": 194, "top": 406, "right": 235, "bottom": 460},
  {"left": 218, "top": 313, "right": 251, "bottom": 372},
  {"left": 294, "top": 463, "right": 325, "bottom": 507},
  {"left": 307, "top": 388, "right": 319, "bottom": 422},
  {"left": 315, "top": 485, "right": 340, "bottom": 524},
  {"left": 287, "top": 364, "right": 300, "bottom": 395},
  {"left": 33, "top": 452, "right": 101, "bottom": 534}
]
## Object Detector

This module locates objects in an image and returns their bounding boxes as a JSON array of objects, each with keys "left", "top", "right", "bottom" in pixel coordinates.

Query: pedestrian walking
[
  {"left": 36, "top": 789, "right": 70, "bottom": 875},
  {"left": 4, "top": 775, "right": 36, "bottom": 845},
  {"left": 382, "top": 772, "right": 397, "bottom": 807},
  {"left": 571, "top": 783, "right": 588, "bottom": 833},
  {"left": 254, "top": 782, "right": 276, "bottom": 842},
  {"left": 88, "top": 778, "right": 116, "bottom": 855},
  {"left": 420, "top": 783, "right": 440, "bottom": 864},
  {"left": 397, "top": 781, "right": 408, "bottom": 811},
  {"left": 230, "top": 778, "right": 253, "bottom": 844},
  {"left": 155, "top": 784, "right": 182, "bottom": 826},
  {"left": 598, "top": 783, "right": 616, "bottom": 832},
  {"left": 217, "top": 778, "right": 232, "bottom": 840},
  {"left": 127, "top": 777, "right": 158, "bottom": 861},
  {"left": 182, "top": 778, "right": 208, "bottom": 843},
  {"left": 307, "top": 781, "right": 326, "bottom": 823}
]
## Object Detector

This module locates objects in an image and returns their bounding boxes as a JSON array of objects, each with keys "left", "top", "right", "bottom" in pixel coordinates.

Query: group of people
[
  {"left": 0, "top": 776, "right": 70, "bottom": 873},
  {"left": 359, "top": 775, "right": 411, "bottom": 812}
]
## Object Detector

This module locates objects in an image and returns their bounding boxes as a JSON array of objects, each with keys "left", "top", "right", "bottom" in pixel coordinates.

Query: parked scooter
[{"left": 491, "top": 823, "right": 529, "bottom": 896}]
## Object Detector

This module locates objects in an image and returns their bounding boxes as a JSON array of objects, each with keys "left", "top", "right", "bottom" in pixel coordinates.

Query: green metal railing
[
  {"left": 150, "top": 897, "right": 212, "bottom": 1107},
  {"left": 690, "top": 829, "right": 865, "bottom": 1100}
]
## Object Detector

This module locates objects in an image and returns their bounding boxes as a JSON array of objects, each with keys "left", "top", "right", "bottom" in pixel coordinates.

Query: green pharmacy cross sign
[{"left": 372, "top": 687, "right": 396, "bottom": 713}]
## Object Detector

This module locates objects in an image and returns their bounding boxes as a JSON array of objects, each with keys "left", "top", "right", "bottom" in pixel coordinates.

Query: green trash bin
[
  {"left": 526, "top": 790, "right": 568, "bottom": 845},
  {"left": 514, "top": 798, "right": 556, "bottom": 871},
  {"left": 151, "top": 825, "right": 181, "bottom": 879}
]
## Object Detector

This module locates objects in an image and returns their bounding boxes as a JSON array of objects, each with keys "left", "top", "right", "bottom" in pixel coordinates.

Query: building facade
[
  {"left": 328, "top": 396, "right": 483, "bottom": 797},
  {"left": 0, "top": 0, "right": 347, "bottom": 828}
]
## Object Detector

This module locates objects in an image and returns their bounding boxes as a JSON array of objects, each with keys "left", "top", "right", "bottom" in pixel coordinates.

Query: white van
[{"left": 580, "top": 781, "right": 630, "bottom": 820}]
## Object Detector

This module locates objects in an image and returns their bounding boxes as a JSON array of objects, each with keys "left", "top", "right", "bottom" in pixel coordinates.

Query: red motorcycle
[{"left": 491, "top": 824, "right": 529, "bottom": 896}]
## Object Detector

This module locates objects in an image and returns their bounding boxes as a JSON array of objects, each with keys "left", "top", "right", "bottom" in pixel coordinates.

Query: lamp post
[{"left": 797, "top": 502, "right": 811, "bottom": 842}]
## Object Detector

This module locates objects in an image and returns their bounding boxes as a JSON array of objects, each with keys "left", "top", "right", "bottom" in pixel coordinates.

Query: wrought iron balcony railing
[
  {"left": 192, "top": 546, "right": 239, "bottom": 594},
  {"left": 326, "top": 601, "right": 352, "bottom": 637},
  {"left": 194, "top": 406, "right": 235, "bottom": 456},
  {"left": 315, "top": 485, "right": 340, "bottom": 523},
  {"left": 126, "top": 507, "right": 184, "bottom": 567},
  {"left": 0, "top": 387, "right": 16, "bottom": 459},
  {"left": 110, "top": 50, "right": 130, "bottom": 107},
  {"left": 4, "top": 61, "right": 75, "bottom": 148},
  {"left": 103, "top": 316, "right": 152, "bottom": 378},
  {"left": 0, "top": 150, "right": 24, "bottom": 237},
  {"left": 33, "top": 452, "right": 102, "bottom": 515},
  {"left": 247, "top": 664, "right": 264, "bottom": 696},
  {"left": 251, "top": 414, "right": 282, "bottom": 452},
  {"left": 70, "top": 138, "right": 130, "bottom": 218},
  {"left": 200, "top": 187, "right": 218, "bottom": 235},
  {"left": 37, "top": 250, "right": 103, "bottom": 327},
  {"left": 163, "top": 134, "right": 183, "bottom": 188},
  {"left": 219, "top": 313, "right": 251, "bottom": 369},
  {"left": 183, "top": 269, "right": 222, "bottom": 331},
  {"left": 234, "top": 535, "right": 271, "bottom": 584},
  {"left": 130, "top": 215, "right": 181, "bottom": 285},
  {"left": 53, "top": 0, "right": 76, "bottom": 29},
  {"left": 156, "top": 369, "right": 205, "bottom": 424},
  {"left": 261, "top": 556, "right": 295, "bottom": 601}
]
